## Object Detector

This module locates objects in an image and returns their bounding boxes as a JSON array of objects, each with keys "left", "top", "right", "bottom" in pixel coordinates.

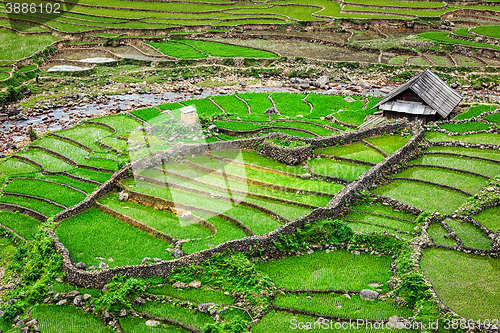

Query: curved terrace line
[
  {"left": 424, "top": 151, "right": 500, "bottom": 164},
  {"left": 184, "top": 160, "right": 334, "bottom": 197},
  {"left": 122, "top": 184, "right": 256, "bottom": 236},
  {"left": 8, "top": 177, "right": 89, "bottom": 195},
  {"left": 133, "top": 312, "right": 201, "bottom": 333},
  {"left": 0, "top": 191, "right": 68, "bottom": 209},
  {"left": 0, "top": 202, "right": 48, "bottom": 223},
  {"left": 154, "top": 167, "right": 319, "bottom": 209},
  {"left": 343, "top": 218, "right": 411, "bottom": 234},
  {"left": 389, "top": 177, "right": 473, "bottom": 197},
  {"left": 313, "top": 153, "right": 376, "bottom": 167},
  {"left": 270, "top": 306, "right": 389, "bottom": 324},
  {"left": 406, "top": 164, "right": 491, "bottom": 179},
  {"left": 136, "top": 174, "right": 290, "bottom": 224},
  {"left": 352, "top": 210, "right": 415, "bottom": 224},
  {"left": 0, "top": 222, "right": 28, "bottom": 241}
]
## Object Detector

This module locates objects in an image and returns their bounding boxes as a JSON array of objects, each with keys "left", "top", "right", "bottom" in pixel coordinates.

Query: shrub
[
  {"left": 95, "top": 275, "right": 146, "bottom": 313},
  {"left": 268, "top": 138, "right": 306, "bottom": 148}
]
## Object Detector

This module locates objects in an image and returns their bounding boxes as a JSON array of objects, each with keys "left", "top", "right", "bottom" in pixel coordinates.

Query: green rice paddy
[
  {"left": 473, "top": 206, "right": 500, "bottom": 232},
  {"left": 421, "top": 248, "right": 500, "bottom": 321}
]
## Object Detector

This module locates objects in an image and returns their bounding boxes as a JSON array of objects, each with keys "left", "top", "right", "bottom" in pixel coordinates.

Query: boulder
[
  {"left": 26, "top": 319, "right": 38, "bottom": 327},
  {"left": 119, "top": 309, "right": 127, "bottom": 317},
  {"left": 6, "top": 108, "right": 19, "bottom": 117},
  {"left": 198, "top": 302, "right": 216, "bottom": 313},
  {"left": 300, "top": 173, "right": 311, "bottom": 179},
  {"left": 264, "top": 107, "right": 280, "bottom": 115},
  {"left": 316, "top": 75, "right": 329, "bottom": 86},
  {"left": 180, "top": 212, "right": 192, "bottom": 220},
  {"left": 75, "top": 262, "right": 87, "bottom": 270},
  {"left": 67, "top": 290, "right": 80, "bottom": 299},
  {"left": 343, "top": 96, "right": 356, "bottom": 103},
  {"left": 118, "top": 192, "right": 129, "bottom": 202},
  {"left": 171, "top": 248, "right": 184, "bottom": 258},
  {"left": 73, "top": 296, "right": 83, "bottom": 306},
  {"left": 56, "top": 299, "right": 67, "bottom": 306},
  {"left": 172, "top": 281, "right": 188, "bottom": 289},
  {"left": 145, "top": 320, "right": 161, "bottom": 327},
  {"left": 188, "top": 280, "right": 202, "bottom": 288},
  {"left": 98, "top": 262, "right": 109, "bottom": 269},
  {"left": 135, "top": 297, "right": 146, "bottom": 304},
  {"left": 83, "top": 294, "right": 92, "bottom": 302},
  {"left": 359, "top": 289, "right": 379, "bottom": 300}
]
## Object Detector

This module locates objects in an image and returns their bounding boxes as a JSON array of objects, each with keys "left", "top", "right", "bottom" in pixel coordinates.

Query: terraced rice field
[{"left": 421, "top": 248, "right": 500, "bottom": 321}]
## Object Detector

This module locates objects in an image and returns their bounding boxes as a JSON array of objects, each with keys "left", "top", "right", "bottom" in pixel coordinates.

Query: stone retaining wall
[
  {"left": 259, "top": 135, "right": 313, "bottom": 165},
  {"left": 0, "top": 203, "right": 47, "bottom": 222},
  {"left": 52, "top": 122, "right": 422, "bottom": 288}
]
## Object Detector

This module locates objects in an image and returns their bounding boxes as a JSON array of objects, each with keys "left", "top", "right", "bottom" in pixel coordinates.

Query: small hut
[
  {"left": 180, "top": 105, "right": 197, "bottom": 126},
  {"left": 372, "top": 69, "right": 463, "bottom": 123}
]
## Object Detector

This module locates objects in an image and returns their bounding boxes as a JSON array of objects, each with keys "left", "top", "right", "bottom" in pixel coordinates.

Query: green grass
[
  {"left": 90, "top": 115, "right": 143, "bottom": 136},
  {"left": 271, "top": 92, "right": 310, "bottom": 117},
  {"left": 484, "top": 112, "right": 500, "bottom": 123},
  {"left": 306, "top": 94, "right": 364, "bottom": 118},
  {"left": 237, "top": 92, "right": 273, "bottom": 121},
  {"left": 454, "top": 104, "right": 495, "bottom": 120},
  {"left": 393, "top": 166, "right": 486, "bottom": 194},
  {"left": 343, "top": 211, "right": 415, "bottom": 233},
  {"left": 0, "top": 27, "right": 60, "bottom": 61},
  {"left": 0, "top": 66, "right": 10, "bottom": 71},
  {"left": 188, "top": 155, "right": 343, "bottom": 194},
  {"left": 427, "top": 223, "right": 457, "bottom": 247},
  {"left": 99, "top": 193, "right": 212, "bottom": 240},
  {"left": 0, "top": 157, "right": 40, "bottom": 174},
  {"left": 439, "top": 122, "right": 491, "bottom": 133},
  {"left": 0, "top": 72, "right": 9, "bottom": 80},
  {"left": 454, "top": 28, "right": 474, "bottom": 37},
  {"left": 273, "top": 121, "right": 334, "bottom": 136},
  {"left": 3, "top": 178, "right": 86, "bottom": 207},
  {"left": 421, "top": 248, "right": 500, "bottom": 320},
  {"left": 55, "top": 208, "right": 172, "bottom": 268},
  {"left": 430, "top": 55, "right": 451, "bottom": 66},
  {"left": 348, "top": 202, "right": 416, "bottom": 221},
  {"left": 473, "top": 206, "right": 500, "bottom": 232},
  {"left": 148, "top": 284, "right": 234, "bottom": 304},
  {"left": 333, "top": 110, "right": 371, "bottom": 125},
  {"left": 256, "top": 249, "right": 392, "bottom": 290},
  {"left": 366, "top": 134, "right": 410, "bottom": 154},
  {"left": 177, "top": 40, "right": 278, "bottom": 58},
  {"left": 445, "top": 219, "right": 491, "bottom": 250},
  {"left": 345, "top": 0, "right": 445, "bottom": 7},
  {"left": 274, "top": 293, "right": 412, "bottom": 320},
  {"left": 182, "top": 215, "right": 248, "bottom": 254},
  {"left": 212, "top": 94, "right": 249, "bottom": 117},
  {"left": 419, "top": 31, "right": 500, "bottom": 51},
  {"left": 35, "top": 136, "right": 89, "bottom": 163},
  {"left": 181, "top": 98, "right": 223, "bottom": 119},
  {"left": 17, "top": 64, "right": 37, "bottom": 73},
  {"left": 389, "top": 55, "right": 410, "bottom": 65},
  {"left": 31, "top": 304, "right": 113, "bottom": 333},
  {"left": 453, "top": 55, "right": 481, "bottom": 67},
  {"left": 16, "top": 149, "right": 74, "bottom": 172},
  {"left": 14, "top": 172, "right": 98, "bottom": 193},
  {"left": 131, "top": 107, "right": 162, "bottom": 122},
  {"left": 66, "top": 167, "right": 112, "bottom": 183},
  {"left": 308, "top": 157, "right": 371, "bottom": 181},
  {"left": 0, "top": 194, "right": 64, "bottom": 217},
  {"left": 119, "top": 317, "right": 189, "bottom": 333},
  {"left": 371, "top": 179, "right": 469, "bottom": 214},
  {"left": 148, "top": 41, "right": 206, "bottom": 58},
  {"left": 0, "top": 211, "right": 41, "bottom": 240},
  {"left": 264, "top": 128, "right": 316, "bottom": 138},
  {"left": 59, "top": 124, "right": 114, "bottom": 151},
  {"left": 424, "top": 146, "right": 500, "bottom": 161},
  {"left": 471, "top": 25, "right": 500, "bottom": 39},
  {"left": 83, "top": 157, "right": 120, "bottom": 171},
  {"left": 425, "top": 131, "right": 500, "bottom": 145},
  {"left": 410, "top": 154, "right": 500, "bottom": 178},
  {"left": 314, "top": 142, "right": 385, "bottom": 164},
  {"left": 134, "top": 301, "right": 215, "bottom": 330}
]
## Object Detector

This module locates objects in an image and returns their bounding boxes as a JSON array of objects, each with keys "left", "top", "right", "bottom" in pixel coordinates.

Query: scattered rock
[
  {"left": 98, "top": 262, "right": 109, "bottom": 269},
  {"left": 120, "top": 309, "right": 127, "bottom": 317},
  {"left": 360, "top": 289, "right": 379, "bottom": 300},
  {"left": 368, "top": 282, "right": 383, "bottom": 288},
  {"left": 56, "top": 299, "right": 67, "bottom": 306},
  {"left": 300, "top": 173, "right": 311, "bottom": 179},
  {"left": 171, "top": 248, "right": 184, "bottom": 258},
  {"left": 141, "top": 257, "right": 152, "bottom": 264},
  {"left": 198, "top": 302, "right": 216, "bottom": 313},
  {"left": 118, "top": 192, "right": 129, "bottom": 201},
  {"left": 75, "top": 262, "right": 87, "bottom": 270},
  {"left": 67, "top": 290, "right": 80, "bottom": 299},
  {"left": 145, "top": 320, "right": 161, "bottom": 327},
  {"left": 20, "top": 327, "right": 29, "bottom": 333},
  {"left": 239, "top": 80, "right": 246, "bottom": 87},
  {"left": 343, "top": 96, "right": 356, "bottom": 102},
  {"left": 172, "top": 281, "right": 188, "bottom": 289},
  {"left": 342, "top": 294, "right": 351, "bottom": 299},
  {"left": 83, "top": 294, "right": 92, "bottom": 302},
  {"left": 73, "top": 296, "right": 83, "bottom": 306},
  {"left": 180, "top": 212, "right": 192, "bottom": 220},
  {"left": 135, "top": 297, "right": 146, "bottom": 304},
  {"left": 264, "top": 107, "right": 280, "bottom": 115},
  {"left": 26, "top": 319, "right": 38, "bottom": 327},
  {"left": 188, "top": 280, "right": 202, "bottom": 288}
]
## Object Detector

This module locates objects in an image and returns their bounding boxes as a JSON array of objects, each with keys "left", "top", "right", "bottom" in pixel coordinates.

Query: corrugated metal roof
[
  {"left": 378, "top": 100, "right": 436, "bottom": 115},
  {"left": 373, "top": 69, "right": 463, "bottom": 118}
]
